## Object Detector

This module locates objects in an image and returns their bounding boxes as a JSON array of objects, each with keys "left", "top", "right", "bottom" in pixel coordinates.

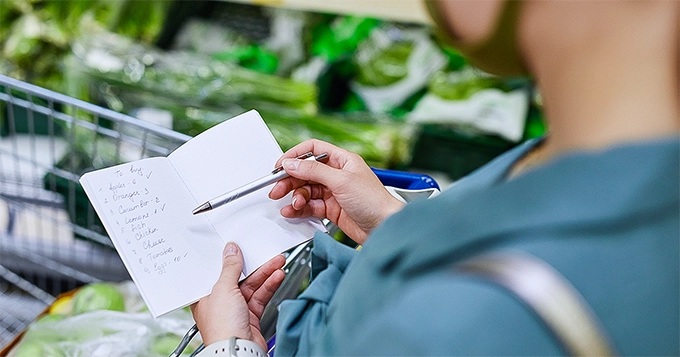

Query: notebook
[{"left": 80, "top": 110, "right": 324, "bottom": 317}]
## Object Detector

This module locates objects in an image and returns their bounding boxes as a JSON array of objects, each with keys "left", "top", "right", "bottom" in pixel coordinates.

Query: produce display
[
  {"left": 70, "top": 29, "right": 318, "bottom": 115},
  {"left": 0, "top": 0, "right": 169, "bottom": 92},
  {"left": 10, "top": 282, "right": 198, "bottom": 357},
  {"left": 2, "top": 0, "right": 545, "bottom": 173},
  {"left": 66, "top": 26, "right": 412, "bottom": 168}
]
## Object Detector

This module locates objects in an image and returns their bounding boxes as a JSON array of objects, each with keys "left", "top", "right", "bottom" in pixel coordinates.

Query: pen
[{"left": 192, "top": 152, "right": 328, "bottom": 215}]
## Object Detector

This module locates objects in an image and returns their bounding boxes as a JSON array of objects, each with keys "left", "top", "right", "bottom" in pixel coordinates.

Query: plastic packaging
[
  {"left": 349, "top": 25, "right": 447, "bottom": 115},
  {"left": 10, "top": 282, "right": 199, "bottom": 357},
  {"left": 12, "top": 310, "right": 198, "bottom": 357},
  {"left": 69, "top": 30, "right": 318, "bottom": 120},
  {"left": 407, "top": 67, "right": 531, "bottom": 142}
]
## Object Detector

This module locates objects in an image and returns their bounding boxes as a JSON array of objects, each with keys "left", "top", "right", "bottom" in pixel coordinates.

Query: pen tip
[{"left": 192, "top": 202, "right": 212, "bottom": 215}]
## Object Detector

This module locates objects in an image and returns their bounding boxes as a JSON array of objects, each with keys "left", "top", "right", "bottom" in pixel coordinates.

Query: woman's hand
[
  {"left": 269, "top": 139, "right": 404, "bottom": 245},
  {"left": 191, "top": 242, "right": 285, "bottom": 350}
]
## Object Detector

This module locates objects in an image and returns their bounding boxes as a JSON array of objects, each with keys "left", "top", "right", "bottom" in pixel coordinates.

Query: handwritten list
[
  {"left": 80, "top": 110, "right": 323, "bottom": 317},
  {"left": 101, "top": 162, "right": 180, "bottom": 274},
  {"left": 82, "top": 157, "right": 224, "bottom": 317}
]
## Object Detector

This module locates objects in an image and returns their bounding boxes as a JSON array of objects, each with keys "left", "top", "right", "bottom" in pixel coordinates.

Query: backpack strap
[{"left": 456, "top": 252, "right": 616, "bottom": 356}]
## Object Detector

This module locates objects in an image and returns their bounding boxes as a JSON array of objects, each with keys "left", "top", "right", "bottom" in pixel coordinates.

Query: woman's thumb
[{"left": 218, "top": 242, "right": 244, "bottom": 283}]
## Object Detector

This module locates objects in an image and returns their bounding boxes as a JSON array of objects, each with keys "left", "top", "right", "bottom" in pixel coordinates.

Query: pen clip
[
  {"left": 271, "top": 152, "right": 314, "bottom": 174},
  {"left": 314, "top": 153, "right": 329, "bottom": 162}
]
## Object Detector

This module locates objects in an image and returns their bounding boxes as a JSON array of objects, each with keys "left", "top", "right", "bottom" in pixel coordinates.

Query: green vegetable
[
  {"left": 213, "top": 45, "right": 279, "bottom": 75},
  {"left": 354, "top": 42, "right": 413, "bottom": 86},
  {"left": 428, "top": 67, "right": 508, "bottom": 101},
  {"left": 310, "top": 16, "right": 380, "bottom": 62},
  {"left": 68, "top": 32, "right": 318, "bottom": 115}
]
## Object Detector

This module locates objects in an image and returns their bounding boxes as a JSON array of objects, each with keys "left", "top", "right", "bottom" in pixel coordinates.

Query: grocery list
[{"left": 81, "top": 157, "right": 224, "bottom": 317}]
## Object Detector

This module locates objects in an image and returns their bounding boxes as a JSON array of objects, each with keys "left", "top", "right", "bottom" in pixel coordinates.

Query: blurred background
[
  {"left": 1, "top": 0, "right": 546, "bottom": 174},
  {"left": 0, "top": 0, "right": 546, "bottom": 355}
]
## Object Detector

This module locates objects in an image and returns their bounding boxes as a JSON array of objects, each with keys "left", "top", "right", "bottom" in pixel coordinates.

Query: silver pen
[{"left": 192, "top": 152, "right": 328, "bottom": 215}]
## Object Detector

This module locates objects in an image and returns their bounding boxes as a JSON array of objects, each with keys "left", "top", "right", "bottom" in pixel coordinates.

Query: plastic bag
[
  {"left": 11, "top": 281, "right": 199, "bottom": 357},
  {"left": 12, "top": 310, "right": 198, "bottom": 357}
]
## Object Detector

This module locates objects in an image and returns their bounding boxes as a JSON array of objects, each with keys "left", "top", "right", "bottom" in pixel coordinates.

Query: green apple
[{"left": 71, "top": 283, "right": 125, "bottom": 314}]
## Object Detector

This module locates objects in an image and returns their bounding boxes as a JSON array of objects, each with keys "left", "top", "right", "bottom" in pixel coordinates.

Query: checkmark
[
  {"left": 146, "top": 171, "right": 153, "bottom": 179},
  {"left": 161, "top": 203, "right": 167, "bottom": 211}
]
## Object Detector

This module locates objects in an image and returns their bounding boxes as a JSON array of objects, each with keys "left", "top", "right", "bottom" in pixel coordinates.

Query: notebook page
[
  {"left": 167, "top": 110, "right": 324, "bottom": 277},
  {"left": 80, "top": 157, "right": 224, "bottom": 317}
]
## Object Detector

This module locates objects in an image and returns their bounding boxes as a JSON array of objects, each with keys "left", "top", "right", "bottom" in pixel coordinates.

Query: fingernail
[
  {"left": 291, "top": 195, "right": 298, "bottom": 208},
  {"left": 224, "top": 243, "right": 238, "bottom": 257},
  {"left": 283, "top": 159, "right": 299, "bottom": 171}
]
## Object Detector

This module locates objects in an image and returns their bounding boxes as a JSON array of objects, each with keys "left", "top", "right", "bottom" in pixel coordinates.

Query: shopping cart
[{"left": 0, "top": 74, "right": 191, "bottom": 348}]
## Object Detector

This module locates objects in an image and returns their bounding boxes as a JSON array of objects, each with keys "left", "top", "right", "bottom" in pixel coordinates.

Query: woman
[{"left": 191, "top": 1, "right": 679, "bottom": 355}]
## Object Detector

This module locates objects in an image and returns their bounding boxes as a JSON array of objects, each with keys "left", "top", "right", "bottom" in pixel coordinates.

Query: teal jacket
[{"left": 275, "top": 137, "right": 679, "bottom": 356}]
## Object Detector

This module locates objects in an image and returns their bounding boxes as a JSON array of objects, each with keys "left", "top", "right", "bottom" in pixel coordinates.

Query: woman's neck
[{"left": 520, "top": 1, "right": 679, "bottom": 162}]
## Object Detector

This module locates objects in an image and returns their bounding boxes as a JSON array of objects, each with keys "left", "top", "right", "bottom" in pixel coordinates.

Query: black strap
[{"left": 456, "top": 252, "right": 615, "bottom": 356}]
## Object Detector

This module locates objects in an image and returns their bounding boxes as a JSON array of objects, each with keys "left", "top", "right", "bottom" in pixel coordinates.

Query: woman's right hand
[{"left": 269, "top": 139, "right": 404, "bottom": 245}]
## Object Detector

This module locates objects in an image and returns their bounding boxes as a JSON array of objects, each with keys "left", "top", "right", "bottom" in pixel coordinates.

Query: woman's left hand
[{"left": 190, "top": 242, "right": 286, "bottom": 350}]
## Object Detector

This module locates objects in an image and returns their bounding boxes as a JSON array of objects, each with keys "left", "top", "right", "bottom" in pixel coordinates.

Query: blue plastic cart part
[{"left": 371, "top": 168, "right": 440, "bottom": 191}]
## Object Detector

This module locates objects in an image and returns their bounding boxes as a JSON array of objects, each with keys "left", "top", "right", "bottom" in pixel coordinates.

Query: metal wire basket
[{"left": 0, "top": 74, "right": 191, "bottom": 348}]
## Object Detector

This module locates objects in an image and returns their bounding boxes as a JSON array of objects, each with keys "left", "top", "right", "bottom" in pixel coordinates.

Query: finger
[
  {"left": 280, "top": 198, "right": 327, "bottom": 219},
  {"left": 247, "top": 269, "right": 286, "bottom": 319},
  {"left": 274, "top": 139, "right": 343, "bottom": 167},
  {"left": 281, "top": 158, "right": 348, "bottom": 191},
  {"left": 212, "top": 242, "right": 244, "bottom": 293},
  {"left": 293, "top": 183, "right": 328, "bottom": 203},
  {"left": 240, "top": 254, "right": 286, "bottom": 300},
  {"left": 269, "top": 178, "right": 325, "bottom": 202},
  {"left": 269, "top": 177, "right": 307, "bottom": 200},
  {"left": 280, "top": 203, "right": 312, "bottom": 218},
  {"left": 280, "top": 197, "right": 323, "bottom": 218},
  {"left": 291, "top": 186, "right": 312, "bottom": 210}
]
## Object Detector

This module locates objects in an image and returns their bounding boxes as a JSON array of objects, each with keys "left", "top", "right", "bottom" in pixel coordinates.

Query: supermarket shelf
[{"left": 224, "top": 0, "right": 433, "bottom": 24}]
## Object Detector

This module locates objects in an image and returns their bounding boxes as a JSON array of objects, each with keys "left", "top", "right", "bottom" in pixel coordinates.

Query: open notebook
[{"left": 80, "top": 110, "right": 325, "bottom": 317}]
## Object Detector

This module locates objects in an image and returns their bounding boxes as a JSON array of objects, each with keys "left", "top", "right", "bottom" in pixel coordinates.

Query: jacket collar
[{"left": 363, "top": 136, "right": 680, "bottom": 275}]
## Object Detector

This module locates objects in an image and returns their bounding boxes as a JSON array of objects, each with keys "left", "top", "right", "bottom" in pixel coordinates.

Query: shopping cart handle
[{"left": 371, "top": 168, "right": 440, "bottom": 191}]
